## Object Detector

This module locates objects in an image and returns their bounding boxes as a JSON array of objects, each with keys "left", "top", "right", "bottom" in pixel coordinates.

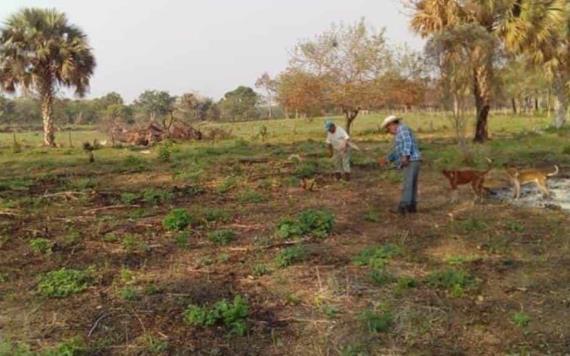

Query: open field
[{"left": 1, "top": 113, "right": 570, "bottom": 355}]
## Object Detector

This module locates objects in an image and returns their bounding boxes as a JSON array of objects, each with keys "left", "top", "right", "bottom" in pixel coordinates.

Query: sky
[{"left": 0, "top": 0, "right": 424, "bottom": 102}]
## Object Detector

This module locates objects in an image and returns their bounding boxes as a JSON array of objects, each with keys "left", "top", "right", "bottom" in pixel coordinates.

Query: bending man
[
  {"left": 380, "top": 115, "right": 422, "bottom": 215},
  {"left": 325, "top": 120, "right": 351, "bottom": 181}
]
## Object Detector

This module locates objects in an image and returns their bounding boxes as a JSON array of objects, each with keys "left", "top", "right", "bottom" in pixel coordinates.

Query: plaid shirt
[{"left": 387, "top": 124, "right": 421, "bottom": 166}]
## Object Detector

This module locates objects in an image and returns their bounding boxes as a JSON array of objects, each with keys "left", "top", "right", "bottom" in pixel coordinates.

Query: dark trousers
[{"left": 399, "top": 161, "right": 421, "bottom": 209}]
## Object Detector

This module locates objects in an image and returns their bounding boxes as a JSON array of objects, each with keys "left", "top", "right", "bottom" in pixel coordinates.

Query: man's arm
[
  {"left": 399, "top": 128, "right": 413, "bottom": 167},
  {"left": 327, "top": 144, "right": 334, "bottom": 158}
]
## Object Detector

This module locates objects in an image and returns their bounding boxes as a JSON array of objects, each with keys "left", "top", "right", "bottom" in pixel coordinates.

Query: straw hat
[{"left": 381, "top": 115, "right": 401, "bottom": 130}]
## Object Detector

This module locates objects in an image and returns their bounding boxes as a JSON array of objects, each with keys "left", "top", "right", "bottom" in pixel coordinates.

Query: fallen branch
[
  {"left": 88, "top": 313, "right": 111, "bottom": 337},
  {"left": 84, "top": 205, "right": 140, "bottom": 214}
]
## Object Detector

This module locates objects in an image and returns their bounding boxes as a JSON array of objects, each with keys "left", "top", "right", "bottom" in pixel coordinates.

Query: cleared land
[{"left": 1, "top": 113, "right": 569, "bottom": 355}]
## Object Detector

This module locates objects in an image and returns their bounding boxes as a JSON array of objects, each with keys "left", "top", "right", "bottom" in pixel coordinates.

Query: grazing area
[{"left": 1, "top": 113, "right": 569, "bottom": 355}]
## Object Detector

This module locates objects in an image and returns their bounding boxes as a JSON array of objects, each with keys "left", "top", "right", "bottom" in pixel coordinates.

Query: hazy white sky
[{"left": 1, "top": 0, "right": 423, "bottom": 102}]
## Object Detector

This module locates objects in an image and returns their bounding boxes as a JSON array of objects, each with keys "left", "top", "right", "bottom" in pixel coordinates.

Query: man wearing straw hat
[
  {"left": 324, "top": 119, "right": 352, "bottom": 181},
  {"left": 379, "top": 115, "right": 422, "bottom": 215}
]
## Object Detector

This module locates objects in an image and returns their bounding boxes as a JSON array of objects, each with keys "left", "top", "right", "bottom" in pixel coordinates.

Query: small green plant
[
  {"left": 174, "top": 232, "right": 190, "bottom": 248},
  {"left": 562, "top": 145, "right": 570, "bottom": 155},
  {"left": 276, "top": 209, "right": 335, "bottom": 239},
  {"left": 216, "top": 176, "right": 237, "bottom": 194},
  {"left": 459, "top": 218, "right": 488, "bottom": 233},
  {"left": 119, "top": 268, "right": 135, "bottom": 285},
  {"left": 29, "top": 238, "right": 53, "bottom": 255},
  {"left": 353, "top": 244, "right": 401, "bottom": 269},
  {"left": 505, "top": 220, "right": 525, "bottom": 233},
  {"left": 120, "top": 286, "right": 139, "bottom": 301},
  {"left": 183, "top": 295, "right": 249, "bottom": 336},
  {"left": 208, "top": 230, "right": 236, "bottom": 245},
  {"left": 163, "top": 208, "right": 193, "bottom": 231},
  {"left": 0, "top": 339, "right": 32, "bottom": 355},
  {"left": 360, "top": 308, "right": 393, "bottom": 333},
  {"left": 512, "top": 312, "right": 531, "bottom": 328},
  {"left": 426, "top": 268, "right": 475, "bottom": 297},
  {"left": 122, "top": 234, "right": 148, "bottom": 253},
  {"left": 120, "top": 192, "right": 139, "bottom": 205},
  {"left": 363, "top": 209, "right": 381, "bottom": 223},
  {"left": 143, "top": 188, "right": 173, "bottom": 205},
  {"left": 38, "top": 268, "right": 91, "bottom": 298},
  {"left": 369, "top": 269, "right": 394, "bottom": 286},
  {"left": 252, "top": 263, "right": 270, "bottom": 277},
  {"left": 238, "top": 189, "right": 266, "bottom": 204},
  {"left": 275, "top": 245, "right": 308, "bottom": 268},
  {"left": 157, "top": 142, "right": 172, "bottom": 162},
  {"left": 43, "top": 337, "right": 86, "bottom": 356},
  {"left": 396, "top": 276, "right": 417, "bottom": 292},
  {"left": 321, "top": 304, "right": 339, "bottom": 319},
  {"left": 201, "top": 207, "right": 231, "bottom": 223},
  {"left": 144, "top": 335, "right": 168, "bottom": 354}
]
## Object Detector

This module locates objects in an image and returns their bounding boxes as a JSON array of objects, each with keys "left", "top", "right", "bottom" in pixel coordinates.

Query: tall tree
[
  {"left": 0, "top": 8, "right": 95, "bottom": 146},
  {"left": 289, "top": 19, "right": 391, "bottom": 133},
  {"left": 218, "top": 86, "right": 259, "bottom": 121},
  {"left": 134, "top": 90, "right": 176, "bottom": 129},
  {"left": 275, "top": 69, "right": 327, "bottom": 118},
  {"left": 406, "top": 0, "right": 564, "bottom": 138},
  {"left": 255, "top": 73, "right": 277, "bottom": 119}
]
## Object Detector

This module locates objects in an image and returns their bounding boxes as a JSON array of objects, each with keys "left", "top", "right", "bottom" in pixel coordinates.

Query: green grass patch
[
  {"left": 276, "top": 209, "right": 335, "bottom": 239},
  {"left": 29, "top": 238, "right": 53, "bottom": 255},
  {"left": 183, "top": 295, "right": 249, "bottom": 336},
  {"left": 353, "top": 244, "right": 401, "bottom": 269},
  {"left": 38, "top": 268, "right": 92, "bottom": 298},
  {"left": 162, "top": 208, "right": 193, "bottom": 231},
  {"left": 512, "top": 312, "right": 531, "bottom": 328},
  {"left": 426, "top": 268, "right": 476, "bottom": 297},
  {"left": 275, "top": 245, "right": 308, "bottom": 268},
  {"left": 360, "top": 307, "right": 393, "bottom": 333},
  {"left": 208, "top": 229, "right": 236, "bottom": 245}
]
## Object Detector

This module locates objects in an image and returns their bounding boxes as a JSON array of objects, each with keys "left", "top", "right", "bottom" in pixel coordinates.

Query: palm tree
[
  {"left": 0, "top": 8, "right": 95, "bottom": 146},
  {"left": 406, "top": 0, "right": 564, "bottom": 140}
]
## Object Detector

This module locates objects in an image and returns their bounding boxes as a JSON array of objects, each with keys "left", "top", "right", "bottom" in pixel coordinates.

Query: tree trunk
[
  {"left": 268, "top": 94, "right": 273, "bottom": 119},
  {"left": 41, "top": 85, "right": 56, "bottom": 147},
  {"left": 511, "top": 97, "right": 517, "bottom": 114},
  {"left": 344, "top": 109, "right": 359, "bottom": 134},
  {"left": 473, "top": 65, "right": 492, "bottom": 143},
  {"left": 553, "top": 72, "right": 568, "bottom": 128}
]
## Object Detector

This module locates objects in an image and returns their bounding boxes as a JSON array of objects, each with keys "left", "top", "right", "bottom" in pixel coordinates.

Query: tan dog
[
  {"left": 442, "top": 167, "right": 492, "bottom": 200},
  {"left": 505, "top": 165, "right": 559, "bottom": 199}
]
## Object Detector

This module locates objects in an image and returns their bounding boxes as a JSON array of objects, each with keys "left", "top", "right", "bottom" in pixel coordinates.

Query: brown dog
[
  {"left": 442, "top": 166, "right": 492, "bottom": 200},
  {"left": 505, "top": 165, "right": 559, "bottom": 199}
]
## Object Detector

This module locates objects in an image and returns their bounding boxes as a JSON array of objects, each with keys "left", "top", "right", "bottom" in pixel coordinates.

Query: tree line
[{"left": 1, "top": 3, "right": 569, "bottom": 145}]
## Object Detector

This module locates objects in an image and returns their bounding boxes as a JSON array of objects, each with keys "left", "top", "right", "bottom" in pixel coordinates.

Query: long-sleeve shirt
[{"left": 387, "top": 124, "right": 421, "bottom": 167}]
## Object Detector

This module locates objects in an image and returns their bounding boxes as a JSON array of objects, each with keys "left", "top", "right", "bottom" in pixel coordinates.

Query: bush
[
  {"left": 29, "top": 238, "right": 53, "bottom": 255},
  {"left": 183, "top": 295, "right": 249, "bottom": 336},
  {"left": 353, "top": 244, "right": 401, "bottom": 269},
  {"left": 275, "top": 245, "right": 308, "bottom": 268},
  {"left": 208, "top": 230, "right": 236, "bottom": 245},
  {"left": 369, "top": 269, "right": 394, "bottom": 286},
  {"left": 276, "top": 209, "right": 335, "bottom": 239},
  {"left": 157, "top": 143, "right": 172, "bottom": 162},
  {"left": 163, "top": 209, "right": 193, "bottom": 231},
  {"left": 38, "top": 268, "right": 91, "bottom": 298},
  {"left": 426, "top": 268, "right": 475, "bottom": 297},
  {"left": 360, "top": 308, "right": 393, "bottom": 333}
]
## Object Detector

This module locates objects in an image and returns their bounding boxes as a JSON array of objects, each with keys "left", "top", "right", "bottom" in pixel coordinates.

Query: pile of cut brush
[{"left": 109, "top": 121, "right": 202, "bottom": 146}]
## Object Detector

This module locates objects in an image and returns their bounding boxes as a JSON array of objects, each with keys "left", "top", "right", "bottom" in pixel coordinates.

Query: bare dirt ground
[{"left": 1, "top": 132, "right": 570, "bottom": 355}]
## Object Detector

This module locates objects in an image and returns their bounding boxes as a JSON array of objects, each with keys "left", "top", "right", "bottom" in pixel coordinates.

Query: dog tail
[{"left": 547, "top": 165, "right": 559, "bottom": 177}]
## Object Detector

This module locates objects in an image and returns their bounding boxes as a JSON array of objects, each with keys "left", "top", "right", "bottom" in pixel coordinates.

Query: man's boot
[
  {"left": 343, "top": 173, "right": 351, "bottom": 181},
  {"left": 334, "top": 172, "right": 342, "bottom": 181},
  {"left": 408, "top": 204, "right": 417, "bottom": 213},
  {"left": 389, "top": 205, "right": 407, "bottom": 216}
]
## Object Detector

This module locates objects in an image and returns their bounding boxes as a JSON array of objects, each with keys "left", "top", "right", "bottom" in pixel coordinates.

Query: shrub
[
  {"left": 120, "top": 192, "right": 139, "bottom": 205},
  {"left": 163, "top": 209, "right": 193, "bottom": 231},
  {"left": 252, "top": 264, "right": 270, "bottom": 277},
  {"left": 426, "top": 268, "right": 475, "bottom": 297},
  {"left": 38, "top": 268, "right": 91, "bottom": 298},
  {"left": 276, "top": 209, "right": 335, "bottom": 239},
  {"left": 512, "top": 312, "right": 531, "bottom": 328},
  {"left": 29, "top": 238, "right": 53, "bottom": 255},
  {"left": 360, "top": 308, "right": 393, "bottom": 333},
  {"left": 238, "top": 189, "right": 266, "bottom": 204},
  {"left": 157, "top": 143, "right": 172, "bottom": 162},
  {"left": 353, "top": 244, "right": 401, "bottom": 269},
  {"left": 369, "top": 269, "right": 394, "bottom": 286},
  {"left": 183, "top": 295, "right": 249, "bottom": 336},
  {"left": 275, "top": 245, "right": 308, "bottom": 268},
  {"left": 208, "top": 230, "right": 236, "bottom": 245},
  {"left": 174, "top": 232, "right": 190, "bottom": 248},
  {"left": 120, "top": 286, "right": 139, "bottom": 301}
]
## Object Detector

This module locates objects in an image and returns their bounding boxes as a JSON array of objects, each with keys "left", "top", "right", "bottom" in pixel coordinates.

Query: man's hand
[
  {"left": 378, "top": 157, "right": 388, "bottom": 167},
  {"left": 400, "top": 156, "right": 410, "bottom": 167}
]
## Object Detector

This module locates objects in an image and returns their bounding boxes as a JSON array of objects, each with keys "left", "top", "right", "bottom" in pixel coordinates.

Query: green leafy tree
[
  {"left": 134, "top": 90, "right": 176, "bottom": 128},
  {"left": 218, "top": 86, "right": 259, "bottom": 121},
  {"left": 0, "top": 8, "right": 96, "bottom": 146}
]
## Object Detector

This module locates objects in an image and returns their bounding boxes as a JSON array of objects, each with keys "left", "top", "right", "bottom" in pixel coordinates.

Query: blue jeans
[{"left": 399, "top": 161, "right": 421, "bottom": 209}]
